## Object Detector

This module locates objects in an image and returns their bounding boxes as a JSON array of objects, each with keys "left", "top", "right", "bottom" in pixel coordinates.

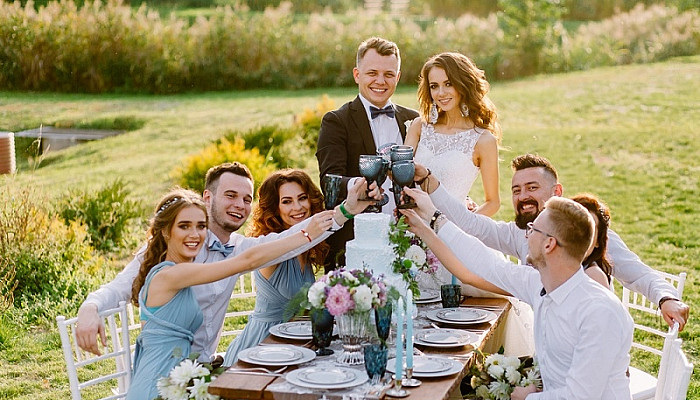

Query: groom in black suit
[{"left": 316, "top": 37, "right": 419, "bottom": 272}]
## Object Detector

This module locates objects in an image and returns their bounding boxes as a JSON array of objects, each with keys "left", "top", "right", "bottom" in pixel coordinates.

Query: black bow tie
[{"left": 370, "top": 105, "right": 395, "bottom": 119}]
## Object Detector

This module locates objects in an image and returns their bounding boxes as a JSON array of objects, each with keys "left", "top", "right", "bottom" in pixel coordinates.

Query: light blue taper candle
[
  {"left": 406, "top": 291, "right": 413, "bottom": 369},
  {"left": 451, "top": 274, "right": 458, "bottom": 285},
  {"left": 395, "top": 297, "right": 404, "bottom": 381}
]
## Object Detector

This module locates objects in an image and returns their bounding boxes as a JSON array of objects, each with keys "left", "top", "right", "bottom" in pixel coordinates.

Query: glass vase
[{"left": 335, "top": 310, "right": 370, "bottom": 365}]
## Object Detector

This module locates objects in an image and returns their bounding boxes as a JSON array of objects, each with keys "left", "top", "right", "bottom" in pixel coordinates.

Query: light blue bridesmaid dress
[
  {"left": 127, "top": 261, "right": 204, "bottom": 400},
  {"left": 223, "top": 257, "right": 314, "bottom": 365}
]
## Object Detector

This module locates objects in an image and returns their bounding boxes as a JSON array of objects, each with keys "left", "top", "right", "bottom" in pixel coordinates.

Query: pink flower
[
  {"left": 426, "top": 249, "right": 441, "bottom": 274},
  {"left": 325, "top": 284, "right": 354, "bottom": 316}
]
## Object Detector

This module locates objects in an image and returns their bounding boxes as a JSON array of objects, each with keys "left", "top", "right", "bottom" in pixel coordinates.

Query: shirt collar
[
  {"left": 358, "top": 94, "right": 393, "bottom": 121},
  {"left": 542, "top": 267, "right": 588, "bottom": 305}
]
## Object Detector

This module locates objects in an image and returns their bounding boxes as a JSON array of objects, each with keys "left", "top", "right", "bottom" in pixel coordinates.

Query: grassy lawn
[{"left": 0, "top": 56, "right": 698, "bottom": 399}]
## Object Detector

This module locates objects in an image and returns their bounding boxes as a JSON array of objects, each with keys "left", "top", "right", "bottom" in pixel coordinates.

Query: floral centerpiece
[
  {"left": 306, "top": 267, "right": 390, "bottom": 316},
  {"left": 389, "top": 216, "right": 440, "bottom": 297},
  {"left": 463, "top": 348, "right": 542, "bottom": 400},
  {"left": 156, "top": 353, "right": 224, "bottom": 400}
]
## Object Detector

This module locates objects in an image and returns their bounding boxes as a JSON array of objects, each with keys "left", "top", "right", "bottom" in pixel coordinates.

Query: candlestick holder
[
  {"left": 385, "top": 376, "right": 409, "bottom": 398},
  {"left": 401, "top": 367, "right": 422, "bottom": 387}
]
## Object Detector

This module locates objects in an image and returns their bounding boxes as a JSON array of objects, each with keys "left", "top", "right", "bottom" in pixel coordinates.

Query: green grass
[{"left": 1, "top": 56, "right": 698, "bottom": 399}]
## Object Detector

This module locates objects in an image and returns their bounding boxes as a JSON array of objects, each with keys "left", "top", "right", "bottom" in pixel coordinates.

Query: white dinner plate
[
  {"left": 426, "top": 308, "right": 496, "bottom": 325},
  {"left": 414, "top": 328, "right": 477, "bottom": 348},
  {"left": 286, "top": 366, "right": 368, "bottom": 389},
  {"left": 296, "top": 367, "right": 356, "bottom": 385},
  {"left": 386, "top": 356, "right": 463, "bottom": 378},
  {"left": 238, "top": 345, "right": 316, "bottom": 366},
  {"left": 246, "top": 346, "right": 303, "bottom": 363},
  {"left": 417, "top": 289, "right": 440, "bottom": 301},
  {"left": 269, "top": 321, "right": 312, "bottom": 340}
]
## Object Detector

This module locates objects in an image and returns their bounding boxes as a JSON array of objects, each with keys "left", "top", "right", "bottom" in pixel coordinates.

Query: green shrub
[
  {"left": 59, "top": 179, "right": 141, "bottom": 252},
  {"left": 174, "top": 136, "right": 277, "bottom": 194},
  {"left": 0, "top": 183, "right": 108, "bottom": 326}
]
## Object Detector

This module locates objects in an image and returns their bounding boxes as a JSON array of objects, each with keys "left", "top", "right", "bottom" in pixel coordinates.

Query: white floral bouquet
[
  {"left": 389, "top": 216, "right": 440, "bottom": 297},
  {"left": 306, "top": 267, "right": 389, "bottom": 316},
  {"left": 156, "top": 353, "right": 224, "bottom": 400},
  {"left": 465, "top": 349, "right": 542, "bottom": 400}
]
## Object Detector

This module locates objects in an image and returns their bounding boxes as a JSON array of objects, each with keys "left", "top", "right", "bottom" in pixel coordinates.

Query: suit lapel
[{"left": 349, "top": 96, "right": 376, "bottom": 154}]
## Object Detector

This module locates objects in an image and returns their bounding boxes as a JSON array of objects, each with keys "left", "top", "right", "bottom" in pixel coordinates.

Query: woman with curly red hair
[{"left": 223, "top": 169, "right": 330, "bottom": 364}]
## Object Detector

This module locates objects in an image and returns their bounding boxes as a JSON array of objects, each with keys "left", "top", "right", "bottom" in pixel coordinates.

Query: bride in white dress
[
  {"left": 405, "top": 52, "right": 501, "bottom": 290},
  {"left": 405, "top": 52, "right": 534, "bottom": 357}
]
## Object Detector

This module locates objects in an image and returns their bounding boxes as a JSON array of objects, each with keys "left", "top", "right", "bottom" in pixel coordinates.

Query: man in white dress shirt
[
  {"left": 401, "top": 193, "right": 633, "bottom": 399},
  {"left": 414, "top": 153, "right": 689, "bottom": 330},
  {"left": 75, "top": 162, "right": 370, "bottom": 360}
]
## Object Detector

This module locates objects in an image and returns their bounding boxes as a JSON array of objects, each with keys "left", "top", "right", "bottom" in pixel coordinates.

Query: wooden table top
[{"left": 209, "top": 297, "right": 511, "bottom": 400}]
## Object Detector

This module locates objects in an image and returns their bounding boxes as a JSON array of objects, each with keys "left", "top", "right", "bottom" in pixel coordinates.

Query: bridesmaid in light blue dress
[
  {"left": 224, "top": 169, "right": 328, "bottom": 365},
  {"left": 126, "top": 188, "right": 335, "bottom": 399}
]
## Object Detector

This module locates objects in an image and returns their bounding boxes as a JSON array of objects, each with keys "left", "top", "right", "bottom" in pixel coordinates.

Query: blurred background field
[{"left": 0, "top": 0, "right": 698, "bottom": 398}]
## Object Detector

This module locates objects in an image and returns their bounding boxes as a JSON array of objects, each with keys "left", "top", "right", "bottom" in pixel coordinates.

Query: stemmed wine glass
[
  {"left": 310, "top": 308, "right": 334, "bottom": 356},
  {"left": 322, "top": 174, "right": 342, "bottom": 211},
  {"left": 374, "top": 159, "right": 391, "bottom": 208},
  {"left": 358, "top": 155, "right": 384, "bottom": 213},
  {"left": 391, "top": 160, "right": 416, "bottom": 209}
]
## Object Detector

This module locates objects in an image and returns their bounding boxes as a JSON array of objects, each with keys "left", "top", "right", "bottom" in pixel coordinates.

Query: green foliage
[
  {"left": 1, "top": 1, "right": 697, "bottom": 93},
  {"left": 173, "top": 136, "right": 277, "bottom": 194},
  {"left": 236, "top": 125, "right": 308, "bottom": 169},
  {"left": 0, "top": 182, "right": 108, "bottom": 325},
  {"left": 54, "top": 115, "right": 146, "bottom": 131},
  {"left": 59, "top": 179, "right": 141, "bottom": 252}
]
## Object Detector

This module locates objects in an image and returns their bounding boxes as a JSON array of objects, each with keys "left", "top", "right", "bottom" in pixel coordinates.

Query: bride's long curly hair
[
  {"left": 248, "top": 169, "right": 328, "bottom": 269},
  {"left": 417, "top": 52, "right": 502, "bottom": 142},
  {"left": 131, "top": 188, "right": 207, "bottom": 307}
]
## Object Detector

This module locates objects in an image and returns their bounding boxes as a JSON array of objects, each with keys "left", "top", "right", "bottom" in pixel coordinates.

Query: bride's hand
[{"left": 401, "top": 187, "right": 437, "bottom": 220}]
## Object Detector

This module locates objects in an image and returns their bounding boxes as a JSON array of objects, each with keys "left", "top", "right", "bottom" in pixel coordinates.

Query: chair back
[
  {"left": 57, "top": 301, "right": 132, "bottom": 400},
  {"left": 620, "top": 271, "right": 686, "bottom": 357},
  {"left": 655, "top": 337, "right": 693, "bottom": 400}
]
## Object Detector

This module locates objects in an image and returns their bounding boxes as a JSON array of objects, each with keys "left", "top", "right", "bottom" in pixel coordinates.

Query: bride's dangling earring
[
  {"left": 429, "top": 102, "right": 438, "bottom": 124},
  {"left": 461, "top": 103, "right": 469, "bottom": 117}
]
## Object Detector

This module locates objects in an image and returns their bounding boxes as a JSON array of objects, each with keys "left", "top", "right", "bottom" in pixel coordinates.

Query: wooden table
[{"left": 209, "top": 297, "right": 511, "bottom": 400}]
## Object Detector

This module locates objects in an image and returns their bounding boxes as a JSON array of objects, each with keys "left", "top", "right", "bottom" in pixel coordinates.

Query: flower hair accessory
[{"left": 157, "top": 197, "right": 181, "bottom": 215}]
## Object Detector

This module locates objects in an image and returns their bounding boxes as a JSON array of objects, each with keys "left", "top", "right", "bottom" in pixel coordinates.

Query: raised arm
[{"left": 146, "top": 211, "right": 335, "bottom": 305}]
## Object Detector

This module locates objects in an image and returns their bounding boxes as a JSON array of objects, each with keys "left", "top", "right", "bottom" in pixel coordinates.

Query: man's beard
[
  {"left": 210, "top": 202, "right": 244, "bottom": 233},
  {"left": 515, "top": 212, "right": 537, "bottom": 230}
]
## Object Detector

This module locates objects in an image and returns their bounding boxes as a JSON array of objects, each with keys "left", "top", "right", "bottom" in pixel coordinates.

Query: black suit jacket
[{"left": 316, "top": 95, "right": 419, "bottom": 272}]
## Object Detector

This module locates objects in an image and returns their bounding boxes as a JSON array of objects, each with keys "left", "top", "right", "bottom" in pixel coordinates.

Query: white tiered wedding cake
[{"left": 345, "top": 213, "right": 406, "bottom": 292}]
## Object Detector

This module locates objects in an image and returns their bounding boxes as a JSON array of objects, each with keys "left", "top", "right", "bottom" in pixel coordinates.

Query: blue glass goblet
[
  {"left": 374, "top": 302, "right": 393, "bottom": 344},
  {"left": 310, "top": 308, "right": 334, "bottom": 356},
  {"left": 364, "top": 344, "right": 389, "bottom": 383},
  {"left": 391, "top": 160, "right": 416, "bottom": 209}
]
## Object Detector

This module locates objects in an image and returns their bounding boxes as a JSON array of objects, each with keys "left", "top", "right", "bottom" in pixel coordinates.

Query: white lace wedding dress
[{"left": 414, "top": 121, "right": 535, "bottom": 357}]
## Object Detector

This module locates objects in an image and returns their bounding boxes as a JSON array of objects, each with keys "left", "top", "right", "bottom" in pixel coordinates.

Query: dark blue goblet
[
  {"left": 310, "top": 308, "right": 334, "bottom": 356},
  {"left": 364, "top": 344, "right": 389, "bottom": 383},
  {"left": 391, "top": 160, "right": 416, "bottom": 209},
  {"left": 359, "top": 155, "right": 384, "bottom": 213},
  {"left": 374, "top": 302, "right": 393, "bottom": 344},
  {"left": 375, "top": 159, "right": 391, "bottom": 208},
  {"left": 322, "top": 174, "right": 342, "bottom": 211}
]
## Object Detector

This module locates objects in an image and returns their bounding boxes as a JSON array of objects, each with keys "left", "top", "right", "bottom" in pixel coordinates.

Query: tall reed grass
[{"left": 0, "top": 0, "right": 697, "bottom": 93}]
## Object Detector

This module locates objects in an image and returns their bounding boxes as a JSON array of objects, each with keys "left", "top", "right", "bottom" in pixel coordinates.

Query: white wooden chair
[
  {"left": 655, "top": 338, "right": 693, "bottom": 400},
  {"left": 619, "top": 270, "right": 686, "bottom": 400},
  {"left": 57, "top": 301, "right": 132, "bottom": 400},
  {"left": 219, "top": 272, "right": 257, "bottom": 340}
]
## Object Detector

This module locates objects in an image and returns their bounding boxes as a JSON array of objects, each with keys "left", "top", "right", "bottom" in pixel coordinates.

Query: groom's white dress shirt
[
  {"left": 439, "top": 222, "right": 633, "bottom": 399},
  {"left": 430, "top": 184, "right": 678, "bottom": 304},
  {"left": 84, "top": 219, "right": 339, "bottom": 360}
]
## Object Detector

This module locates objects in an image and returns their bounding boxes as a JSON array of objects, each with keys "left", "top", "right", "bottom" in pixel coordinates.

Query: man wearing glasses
[
  {"left": 413, "top": 153, "right": 689, "bottom": 330},
  {"left": 399, "top": 194, "right": 633, "bottom": 398}
]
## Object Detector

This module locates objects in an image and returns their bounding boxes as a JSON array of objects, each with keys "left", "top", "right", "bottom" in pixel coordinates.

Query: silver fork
[{"left": 226, "top": 365, "right": 288, "bottom": 374}]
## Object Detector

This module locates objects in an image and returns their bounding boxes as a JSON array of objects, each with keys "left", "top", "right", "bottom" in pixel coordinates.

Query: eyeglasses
[{"left": 525, "top": 222, "right": 563, "bottom": 246}]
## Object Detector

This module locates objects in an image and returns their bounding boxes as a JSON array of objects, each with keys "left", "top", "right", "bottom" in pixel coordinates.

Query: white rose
[
  {"left": 308, "top": 281, "right": 326, "bottom": 308},
  {"left": 353, "top": 285, "right": 373, "bottom": 311},
  {"left": 341, "top": 271, "right": 358, "bottom": 284},
  {"left": 405, "top": 245, "right": 426, "bottom": 265}
]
